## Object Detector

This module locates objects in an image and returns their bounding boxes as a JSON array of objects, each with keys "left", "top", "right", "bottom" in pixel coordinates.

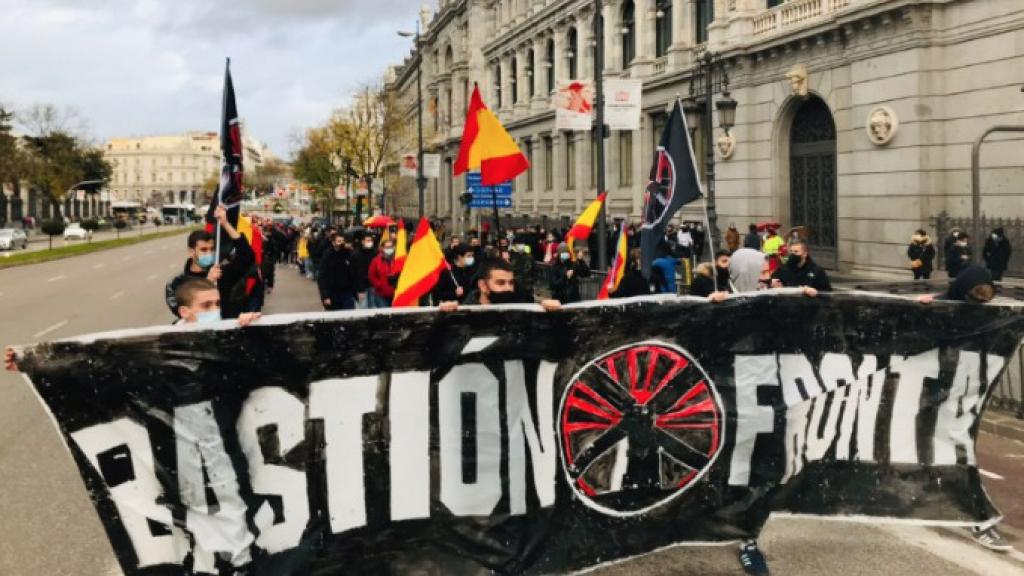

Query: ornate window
[
  {"left": 567, "top": 27, "right": 578, "bottom": 79},
  {"left": 527, "top": 48, "right": 535, "bottom": 96},
  {"left": 543, "top": 136, "right": 554, "bottom": 190},
  {"left": 566, "top": 137, "right": 576, "bottom": 189},
  {"left": 511, "top": 56, "right": 518, "bottom": 104},
  {"left": 695, "top": 0, "right": 713, "bottom": 44},
  {"left": 621, "top": 0, "right": 635, "bottom": 69},
  {"left": 546, "top": 39, "right": 555, "bottom": 93},
  {"left": 655, "top": 0, "right": 672, "bottom": 57},
  {"left": 618, "top": 132, "right": 633, "bottom": 186},
  {"left": 493, "top": 62, "right": 502, "bottom": 107}
]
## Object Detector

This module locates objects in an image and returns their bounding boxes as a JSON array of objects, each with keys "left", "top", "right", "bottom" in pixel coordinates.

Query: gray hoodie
[{"left": 729, "top": 248, "right": 766, "bottom": 293}]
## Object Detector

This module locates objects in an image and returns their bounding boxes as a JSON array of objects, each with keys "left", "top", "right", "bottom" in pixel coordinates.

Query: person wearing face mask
[
  {"left": 368, "top": 239, "right": 404, "bottom": 308},
  {"left": 611, "top": 248, "right": 654, "bottom": 299},
  {"left": 432, "top": 245, "right": 476, "bottom": 304},
  {"left": 983, "top": 227, "right": 1012, "bottom": 282},
  {"left": 173, "top": 278, "right": 261, "bottom": 326},
  {"left": 770, "top": 240, "right": 830, "bottom": 295},
  {"left": 548, "top": 243, "right": 591, "bottom": 303},
  {"left": 318, "top": 233, "right": 358, "bottom": 310},
  {"left": 439, "top": 258, "right": 561, "bottom": 311},
  {"left": 5, "top": 278, "right": 261, "bottom": 374},
  {"left": 351, "top": 234, "right": 377, "bottom": 308},
  {"left": 945, "top": 232, "right": 971, "bottom": 280},
  {"left": 689, "top": 250, "right": 734, "bottom": 298},
  {"left": 165, "top": 205, "right": 255, "bottom": 320}
]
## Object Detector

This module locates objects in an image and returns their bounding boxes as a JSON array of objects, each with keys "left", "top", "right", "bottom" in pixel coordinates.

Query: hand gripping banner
[{"left": 16, "top": 293, "right": 1024, "bottom": 575}]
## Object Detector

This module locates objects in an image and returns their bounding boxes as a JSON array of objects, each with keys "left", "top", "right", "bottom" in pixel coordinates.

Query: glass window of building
[
  {"left": 695, "top": 0, "right": 714, "bottom": 44},
  {"left": 527, "top": 49, "right": 535, "bottom": 97},
  {"left": 655, "top": 0, "right": 672, "bottom": 57},
  {"left": 511, "top": 56, "right": 518, "bottom": 104},
  {"left": 567, "top": 27, "right": 578, "bottom": 80},
  {"left": 621, "top": 0, "right": 635, "bottom": 69},
  {"left": 543, "top": 136, "right": 553, "bottom": 190},
  {"left": 546, "top": 39, "right": 555, "bottom": 93},
  {"left": 618, "top": 132, "right": 632, "bottom": 187},
  {"left": 494, "top": 62, "right": 502, "bottom": 107}
]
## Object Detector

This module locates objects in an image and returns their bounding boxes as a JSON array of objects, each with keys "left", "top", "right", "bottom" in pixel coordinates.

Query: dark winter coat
[
  {"left": 983, "top": 235, "right": 1012, "bottom": 272},
  {"left": 317, "top": 247, "right": 357, "bottom": 301},
  {"left": 945, "top": 243, "right": 971, "bottom": 278},
  {"left": 612, "top": 267, "right": 652, "bottom": 299},
  {"left": 946, "top": 265, "right": 995, "bottom": 301},
  {"left": 771, "top": 256, "right": 832, "bottom": 291},
  {"left": 548, "top": 259, "right": 591, "bottom": 303},
  {"left": 164, "top": 235, "right": 255, "bottom": 319},
  {"left": 907, "top": 238, "right": 936, "bottom": 273}
]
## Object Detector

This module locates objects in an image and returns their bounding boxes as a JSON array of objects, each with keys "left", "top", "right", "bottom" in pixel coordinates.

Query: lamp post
[
  {"left": 682, "top": 51, "right": 737, "bottom": 255},
  {"left": 593, "top": 0, "right": 609, "bottom": 271},
  {"left": 399, "top": 24, "right": 427, "bottom": 219}
]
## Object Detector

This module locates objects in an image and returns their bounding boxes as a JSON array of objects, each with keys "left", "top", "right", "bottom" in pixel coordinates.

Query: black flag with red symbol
[
  {"left": 206, "top": 58, "right": 243, "bottom": 233},
  {"left": 640, "top": 100, "right": 701, "bottom": 278}
]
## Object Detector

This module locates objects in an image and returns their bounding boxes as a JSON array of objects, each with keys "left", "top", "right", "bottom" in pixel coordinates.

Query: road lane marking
[
  {"left": 92, "top": 263, "right": 106, "bottom": 269},
  {"left": 47, "top": 275, "right": 67, "bottom": 282},
  {"left": 978, "top": 468, "right": 1004, "bottom": 480},
  {"left": 33, "top": 320, "right": 68, "bottom": 340},
  {"left": 146, "top": 274, "right": 157, "bottom": 282},
  {"left": 109, "top": 291, "right": 125, "bottom": 301}
]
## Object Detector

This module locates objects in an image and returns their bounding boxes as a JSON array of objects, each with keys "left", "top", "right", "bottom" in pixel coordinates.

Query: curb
[{"left": 982, "top": 411, "right": 1024, "bottom": 444}]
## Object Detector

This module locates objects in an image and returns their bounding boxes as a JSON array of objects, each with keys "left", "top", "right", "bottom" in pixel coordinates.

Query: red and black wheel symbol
[{"left": 558, "top": 341, "right": 724, "bottom": 516}]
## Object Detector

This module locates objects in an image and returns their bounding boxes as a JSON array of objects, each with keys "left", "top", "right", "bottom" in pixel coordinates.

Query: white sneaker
[{"left": 971, "top": 526, "right": 1013, "bottom": 552}]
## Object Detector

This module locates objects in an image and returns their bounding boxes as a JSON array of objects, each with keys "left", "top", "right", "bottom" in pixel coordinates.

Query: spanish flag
[
  {"left": 598, "top": 222, "right": 628, "bottom": 300},
  {"left": 394, "top": 224, "right": 408, "bottom": 268},
  {"left": 393, "top": 218, "right": 446, "bottom": 307},
  {"left": 237, "top": 215, "right": 263, "bottom": 295},
  {"left": 453, "top": 85, "right": 529, "bottom": 186},
  {"left": 566, "top": 192, "right": 607, "bottom": 260}
]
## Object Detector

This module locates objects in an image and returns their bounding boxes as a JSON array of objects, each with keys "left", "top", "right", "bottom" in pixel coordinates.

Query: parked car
[
  {"left": 0, "top": 228, "right": 28, "bottom": 250},
  {"left": 64, "top": 223, "right": 88, "bottom": 240}
]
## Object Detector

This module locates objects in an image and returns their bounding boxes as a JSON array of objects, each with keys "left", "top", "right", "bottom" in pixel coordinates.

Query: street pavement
[{"left": 0, "top": 236, "right": 1022, "bottom": 575}]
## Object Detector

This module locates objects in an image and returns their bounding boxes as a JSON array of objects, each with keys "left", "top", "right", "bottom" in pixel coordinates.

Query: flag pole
[
  {"left": 490, "top": 181, "right": 502, "bottom": 244},
  {"left": 681, "top": 92, "right": 718, "bottom": 294}
]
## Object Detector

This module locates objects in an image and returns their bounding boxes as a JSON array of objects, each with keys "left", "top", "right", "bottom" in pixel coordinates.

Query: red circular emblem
[{"left": 558, "top": 342, "right": 724, "bottom": 516}]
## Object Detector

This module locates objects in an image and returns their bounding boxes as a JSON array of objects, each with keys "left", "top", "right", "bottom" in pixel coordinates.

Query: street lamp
[
  {"left": 398, "top": 25, "right": 427, "bottom": 219},
  {"left": 685, "top": 51, "right": 739, "bottom": 254}
]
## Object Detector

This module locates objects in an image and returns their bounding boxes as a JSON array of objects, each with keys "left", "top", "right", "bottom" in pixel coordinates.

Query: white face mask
[{"left": 992, "top": 234, "right": 999, "bottom": 241}]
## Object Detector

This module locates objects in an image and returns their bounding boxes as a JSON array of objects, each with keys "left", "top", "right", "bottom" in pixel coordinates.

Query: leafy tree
[
  {"left": 0, "top": 107, "right": 27, "bottom": 215},
  {"left": 80, "top": 218, "right": 99, "bottom": 241},
  {"left": 40, "top": 218, "right": 65, "bottom": 249}
]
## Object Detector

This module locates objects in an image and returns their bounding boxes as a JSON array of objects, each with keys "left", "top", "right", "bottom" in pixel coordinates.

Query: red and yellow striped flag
[
  {"left": 453, "top": 85, "right": 529, "bottom": 185},
  {"left": 394, "top": 225, "right": 408, "bottom": 268},
  {"left": 598, "top": 222, "right": 628, "bottom": 300},
  {"left": 393, "top": 218, "right": 446, "bottom": 307},
  {"left": 566, "top": 192, "right": 607, "bottom": 259}
]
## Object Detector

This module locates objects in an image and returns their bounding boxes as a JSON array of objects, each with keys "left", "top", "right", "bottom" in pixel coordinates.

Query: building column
[
  {"left": 667, "top": 0, "right": 692, "bottom": 70},
  {"left": 500, "top": 52, "right": 513, "bottom": 115},
  {"left": 532, "top": 36, "right": 548, "bottom": 112},
  {"left": 633, "top": 0, "right": 653, "bottom": 69},
  {"left": 574, "top": 132, "right": 587, "bottom": 211},
  {"left": 515, "top": 44, "right": 529, "bottom": 116},
  {"left": 553, "top": 24, "right": 567, "bottom": 88},
  {"left": 603, "top": 0, "right": 621, "bottom": 74},
  {"left": 553, "top": 131, "right": 566, "bottom": 214},
  {"left": 579, "top": 9, "right": 595, "bottom": 81}
]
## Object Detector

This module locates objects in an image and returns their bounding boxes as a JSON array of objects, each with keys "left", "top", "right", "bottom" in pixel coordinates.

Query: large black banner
[{"left": 17, "top": 293, "right": 1024, "bottom": 575}]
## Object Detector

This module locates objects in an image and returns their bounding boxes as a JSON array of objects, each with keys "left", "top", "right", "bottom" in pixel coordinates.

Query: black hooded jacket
[{"left": 946, "top": 265, "right": 994, "bottom": 301}]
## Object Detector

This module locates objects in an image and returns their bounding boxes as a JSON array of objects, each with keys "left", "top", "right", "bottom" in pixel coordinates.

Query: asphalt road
[{"left": 0, "top": 237, "right": 1022, "bottom": 575}]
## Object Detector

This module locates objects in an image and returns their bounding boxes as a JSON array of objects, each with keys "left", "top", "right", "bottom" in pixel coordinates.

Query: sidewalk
[{"left": 983, "top": 411, "right": 1024, "bottom": 444}]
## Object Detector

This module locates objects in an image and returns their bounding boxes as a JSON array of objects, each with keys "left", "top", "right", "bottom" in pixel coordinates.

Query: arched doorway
[{"left": 789, "top": 97, "right": 837, "bottom": 267}]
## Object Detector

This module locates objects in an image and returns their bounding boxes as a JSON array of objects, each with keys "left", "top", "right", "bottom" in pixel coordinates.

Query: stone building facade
[
  {"left": 104, "top": 130, "right": 273, "bottom": 208},
  {"left": 386, "top": 0, "right": 1024, "bottom": 273}
]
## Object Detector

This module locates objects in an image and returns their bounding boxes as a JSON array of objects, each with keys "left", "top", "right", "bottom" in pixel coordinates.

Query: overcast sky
[{"left": 0, "top": 0, "right": 424, "bottom": 158}]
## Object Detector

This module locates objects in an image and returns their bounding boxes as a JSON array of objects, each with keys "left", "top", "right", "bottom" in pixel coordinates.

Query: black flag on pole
[
  {"left": 640, "top": 100, "right": 701, "bottom": 277},
  {"left": 205, "top": 58, "right": 243, "bottom": 233}
]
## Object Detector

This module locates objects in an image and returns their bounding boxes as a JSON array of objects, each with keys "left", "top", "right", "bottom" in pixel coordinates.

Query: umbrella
[
  {"left": 364, "top": 215, "right": 395, "bottom": 228},
  {"left": 756, "top": 220, "right": 781, "bottom": 232}
]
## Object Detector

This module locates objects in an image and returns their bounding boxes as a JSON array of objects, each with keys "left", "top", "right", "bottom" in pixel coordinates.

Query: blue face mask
[
  {"left": 197, "top": 253, "right": 216, "bottom": 269},
  {"left": 464, "top": 256, "right": 475, "bottom": 267},
  {"left": 196, "top": 310, "right": 222, "bottom": 324},
  {"left": 560, "top": 252, "right": 571, "bottom": 261}
]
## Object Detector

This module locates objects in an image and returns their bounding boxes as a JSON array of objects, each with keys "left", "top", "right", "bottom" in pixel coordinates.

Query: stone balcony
[{"left": 750, "top": 0, "right": 859, "bottom": 39}]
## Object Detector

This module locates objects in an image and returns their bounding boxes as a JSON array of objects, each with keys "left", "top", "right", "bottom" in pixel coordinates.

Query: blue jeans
[{"left": 368, "top": 289, "right": 392, "bottom": 308}]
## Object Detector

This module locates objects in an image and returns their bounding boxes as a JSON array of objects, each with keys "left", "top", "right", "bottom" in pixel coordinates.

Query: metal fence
[
  {"left": 934, "top": 212, "right": 1023, "bottom": 277},
  {"left": 992, "top": 344, "right": 1024, "bottom": 419}
]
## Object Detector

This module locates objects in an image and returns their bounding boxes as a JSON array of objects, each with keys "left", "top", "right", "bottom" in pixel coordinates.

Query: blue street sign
[
  {"left": 469, "top": 197, "right": 513, "bottom": 209},
  {"left": 466, "top": 172, "right": 512, "bottom": 199}
]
